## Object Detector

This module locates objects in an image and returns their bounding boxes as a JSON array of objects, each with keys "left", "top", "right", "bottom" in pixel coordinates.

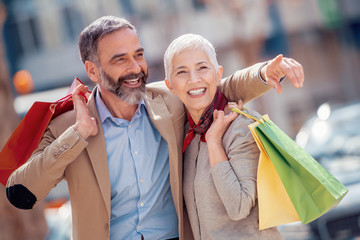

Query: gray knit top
[{"left": 183, "top": 109, "right": 284, "bottom": 240}]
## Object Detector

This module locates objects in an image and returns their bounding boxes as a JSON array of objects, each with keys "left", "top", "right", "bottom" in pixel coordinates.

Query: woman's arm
[{"left": 207, "top": 110, "right": 261, "bottom": 220}]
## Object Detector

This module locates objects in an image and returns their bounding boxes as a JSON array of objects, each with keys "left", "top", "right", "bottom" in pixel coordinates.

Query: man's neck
[{"left": 99, "top": 89, "right": 138, "bottom": 121}]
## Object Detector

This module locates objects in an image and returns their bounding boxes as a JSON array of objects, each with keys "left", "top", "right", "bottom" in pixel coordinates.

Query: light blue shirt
[{"left": 95, "top": 89, "right": 179, "bottom": 240}]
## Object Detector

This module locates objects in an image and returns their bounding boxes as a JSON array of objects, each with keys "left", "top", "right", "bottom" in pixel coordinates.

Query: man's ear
[
  {"left": 85, "top": 60, "right": 100, "bottom": 83},
  {"left": 216, "top": 65, "right": 223, "bottom": 86},
  {"left": 165, "top": 79, "right": 176, "bottom": 95}
]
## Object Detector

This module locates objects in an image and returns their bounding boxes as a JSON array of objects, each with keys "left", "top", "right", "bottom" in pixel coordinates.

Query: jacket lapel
[
  {"left": 145, "top": 92, "right": 176, "bottom": 146},
  {"left": 144, "top": 91, "right": 182, "bottom": 216},
  {"left": 85, "top": 88, "right": 111, "bottom": 217}
]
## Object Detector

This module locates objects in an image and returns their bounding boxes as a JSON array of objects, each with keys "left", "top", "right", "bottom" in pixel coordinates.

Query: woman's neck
[{"left": 188, "top": 109, "right": 203, "bottom": 125}]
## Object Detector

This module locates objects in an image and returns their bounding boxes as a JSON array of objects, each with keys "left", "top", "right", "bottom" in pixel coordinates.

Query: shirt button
[
  {"left": 134, "top": 150, "right": 138, "bottom": 155},
  {"left": 138, "top": 225, "right": 141, "bottom": 230},
  {"left": 129, "top": 124, "right": 132, "bottom": 128},
  {"left": 140, "top": 202, "right": 144, "bottom": 207},
  {"left": 140, "top": 178, "right": 143, "bottom": 183}
]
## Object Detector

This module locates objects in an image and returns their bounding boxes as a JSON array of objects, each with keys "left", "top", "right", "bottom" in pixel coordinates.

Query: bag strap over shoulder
[{"left": 231, "top": 107, "right": 262, "bottom": 124}]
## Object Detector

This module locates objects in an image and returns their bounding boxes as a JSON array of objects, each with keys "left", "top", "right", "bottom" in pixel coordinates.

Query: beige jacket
[{"left": 7, "top": 63, "right": 270, "bottom": 240}]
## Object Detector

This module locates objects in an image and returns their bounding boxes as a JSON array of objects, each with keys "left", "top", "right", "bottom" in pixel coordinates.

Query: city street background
[{"left": 0, "top": 0, "right": 359, "bottom": 239}]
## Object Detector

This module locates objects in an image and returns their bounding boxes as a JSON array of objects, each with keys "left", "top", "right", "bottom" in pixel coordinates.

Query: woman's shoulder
[
  {"left": 223, "top": 108, "right": 261, "bottom": 143},
  {"left": 231, "top": 108, "right": 262, "bottom": 128}
]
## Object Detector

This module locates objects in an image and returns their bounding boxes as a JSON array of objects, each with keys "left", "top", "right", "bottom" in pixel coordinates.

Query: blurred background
[{"left": 0, "top": 0, "right": 359, "bottom": 239}]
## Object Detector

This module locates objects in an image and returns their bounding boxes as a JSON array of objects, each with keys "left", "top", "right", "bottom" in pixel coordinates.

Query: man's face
[{"left": 96, "top": 28, "right": 148, "bottom": 105}]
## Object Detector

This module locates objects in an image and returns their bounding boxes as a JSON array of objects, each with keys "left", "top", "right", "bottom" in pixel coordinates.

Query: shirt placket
[{"left": 128, "top": 119, "right": 146, "bottom": 235}]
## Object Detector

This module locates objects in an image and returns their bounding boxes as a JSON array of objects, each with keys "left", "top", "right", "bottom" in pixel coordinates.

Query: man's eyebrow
[
  {"left": 109, "top": 53, "right": 126, "bottom": 62},
  {"left": 109, "top": 47, "right": 144, "bottom": 62}
]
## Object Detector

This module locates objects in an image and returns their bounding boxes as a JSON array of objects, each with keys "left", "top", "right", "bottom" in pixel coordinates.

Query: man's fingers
[
  {"left": 267, "top": 78, "right": 283, "bottom": 94},
  {"left": 282, "top": 58, "right": 304, "bottom": 88},
  {"left": 272, "top": 54, "right": 283, "bottom": 65}
]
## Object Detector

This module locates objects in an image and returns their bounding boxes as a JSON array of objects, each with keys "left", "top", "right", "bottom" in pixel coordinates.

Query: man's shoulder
[
  {"left": 48, "top": 110, "right": 76, "bottom": 137},
  {"left": 145, "top": 80, "right": 177, "bottom": 101},
  {"left": 145, "top": 80, "right": 184, "bottom": 113},
  {"left": 146, "top": 80, "right": 167, "bottom": 92}
]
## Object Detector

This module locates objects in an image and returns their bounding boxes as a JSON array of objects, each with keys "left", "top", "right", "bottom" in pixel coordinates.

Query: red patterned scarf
[{"left": 182, "top": 90, "right": 228, "bottom": 153}]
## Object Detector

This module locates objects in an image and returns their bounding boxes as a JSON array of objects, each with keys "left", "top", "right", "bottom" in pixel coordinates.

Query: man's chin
[{"left": 117, "top": 86, "right": 146, "bottom": 105}]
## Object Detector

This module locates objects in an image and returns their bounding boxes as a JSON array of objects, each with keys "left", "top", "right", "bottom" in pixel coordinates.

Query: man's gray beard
[{"left": 99, "top": 69, "right": 146, "bottom": 105}]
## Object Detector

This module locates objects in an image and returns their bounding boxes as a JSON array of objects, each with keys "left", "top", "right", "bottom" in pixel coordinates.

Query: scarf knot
[{"left": 182, "top": 90, "right": 228, "bottom": 153}]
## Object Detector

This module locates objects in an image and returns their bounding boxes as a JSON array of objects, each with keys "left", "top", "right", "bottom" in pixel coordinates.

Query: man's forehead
[{"left": 97, "top": 28, "right": 143, "bottom": 56}]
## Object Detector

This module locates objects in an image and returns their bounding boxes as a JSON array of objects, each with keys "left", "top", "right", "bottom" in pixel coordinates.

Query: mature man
[{"left": 6, "top": 16, "right": 303, "bottom": 240}]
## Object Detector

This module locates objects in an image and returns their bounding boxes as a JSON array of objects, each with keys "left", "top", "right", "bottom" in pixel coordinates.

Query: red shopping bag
[{"left": 0, "top": 78, "right": 89, "bottom": 186}]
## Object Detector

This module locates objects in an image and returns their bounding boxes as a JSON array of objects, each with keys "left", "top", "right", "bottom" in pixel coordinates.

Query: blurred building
[{"left": 2, "top": 0, "right": 360, "bottom": 137}]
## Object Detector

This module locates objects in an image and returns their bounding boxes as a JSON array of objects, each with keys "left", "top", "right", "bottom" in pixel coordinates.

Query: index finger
[{"left": 281, "top": 58, "right": 304, "bottom": 88}]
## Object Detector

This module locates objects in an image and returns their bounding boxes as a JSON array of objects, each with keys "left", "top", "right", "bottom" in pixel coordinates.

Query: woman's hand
[
  {"left": 206, "top": 100, "right": 242, "bottom": 167},
  {"left": 206, "top": 100, "right": 243, "bottom": 144}
]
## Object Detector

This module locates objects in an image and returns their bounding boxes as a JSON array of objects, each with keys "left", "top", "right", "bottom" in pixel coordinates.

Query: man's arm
[
  {"left": 6, "top": 125, "right": 88, "bottom": 209},
  {"left": 219, "top": 62, "right": 270, "bottom": 104},
  {"left": 6, "top": 85, "right": 97, "bottom": 209},
  {"left": 219, "top": 54, "right": 304, "bottom": 103}
]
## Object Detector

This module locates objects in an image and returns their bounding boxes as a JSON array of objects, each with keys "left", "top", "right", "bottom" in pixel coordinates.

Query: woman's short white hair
[{"left": 164, "top": 33, "right": 220, "bottom": 82}]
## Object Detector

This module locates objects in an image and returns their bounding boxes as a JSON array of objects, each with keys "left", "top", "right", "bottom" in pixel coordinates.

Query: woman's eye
[
  {"left": 199, "top": 66, "right": 208, "bottom": 70},
  {"left": 176, "top": 71, "right": 186, "bottom": 75}
]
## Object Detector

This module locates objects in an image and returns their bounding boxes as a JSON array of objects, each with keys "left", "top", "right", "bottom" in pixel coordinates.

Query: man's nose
[{"left": 126, "top": 58, "right": 142, "bottom": 73}]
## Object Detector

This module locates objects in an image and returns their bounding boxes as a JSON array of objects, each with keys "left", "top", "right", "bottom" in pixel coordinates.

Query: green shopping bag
[
  {"left": 233, "top": 108, "right": 348, "bottom": 227},
  {"left": 255, "top": 116, "right": 348, "bottom": 224}
]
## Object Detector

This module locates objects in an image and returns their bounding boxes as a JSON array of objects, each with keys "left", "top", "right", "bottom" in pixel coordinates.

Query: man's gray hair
[
  {"left": 163, "top": 33, "right": 219, "bottom": 82},
  {"left": 78, "top": 16, "right": 136, "bottom": 65}
]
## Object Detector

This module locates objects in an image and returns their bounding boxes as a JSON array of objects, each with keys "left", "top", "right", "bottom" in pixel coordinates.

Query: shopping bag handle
[{"left": 231, "top": 107, "right": 263, "bottom": 124}]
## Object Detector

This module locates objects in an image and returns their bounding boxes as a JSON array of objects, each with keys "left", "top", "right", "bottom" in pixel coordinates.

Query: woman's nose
[{"left": 188, "top": 71, "right": 200, "bottom": 83}]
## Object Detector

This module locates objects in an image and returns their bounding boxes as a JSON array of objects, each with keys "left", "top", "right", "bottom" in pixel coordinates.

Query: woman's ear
[
  {"left": 85, "top": 61, "right": 100, "bottom": 83},
  {"left": 216, "top": 65, "right": 223, "bottom": 86},
  {"left": 165, "top": 79, "right": 176, "bottom": 95}
]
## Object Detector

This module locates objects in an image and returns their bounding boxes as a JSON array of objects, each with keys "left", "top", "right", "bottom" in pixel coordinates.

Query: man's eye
[
  {"left": 136, "top": 52, "right": 144, "bottom": 58},
  {"left": 199, "top": 66, "right": 208, "bottom": 70}
]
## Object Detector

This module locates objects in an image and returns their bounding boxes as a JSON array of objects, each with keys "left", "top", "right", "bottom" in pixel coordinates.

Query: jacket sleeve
[
  {"left": 210, "top": 110, "right": 260, "bottom": 220},
  {"left": 6, "top": 126, "right": 87, "bottom": 209},
  {"left": 219, "top": 62, "right": 271, "bottom": 104}
]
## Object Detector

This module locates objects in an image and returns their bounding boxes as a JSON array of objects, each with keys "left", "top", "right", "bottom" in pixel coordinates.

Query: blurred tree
[{"left": 0, "top": 3, "right": 48, "bottom": 240}]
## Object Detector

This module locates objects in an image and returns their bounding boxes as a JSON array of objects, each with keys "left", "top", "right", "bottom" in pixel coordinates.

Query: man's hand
[
  {"left": 72, "top": 84, "right": 98, "bottom": 139},
  {"left": 261, "top": 54, "right": 304, "bottom": 94}
]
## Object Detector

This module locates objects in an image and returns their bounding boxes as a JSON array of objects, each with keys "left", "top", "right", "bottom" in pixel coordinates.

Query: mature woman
[{"left": 164, "top": 33, "right": 284, "bottom": 240}]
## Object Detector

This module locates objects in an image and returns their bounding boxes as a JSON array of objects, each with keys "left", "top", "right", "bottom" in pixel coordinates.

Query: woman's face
[{"left": 166, "top": 48, "right": 223, "bottom": 121}]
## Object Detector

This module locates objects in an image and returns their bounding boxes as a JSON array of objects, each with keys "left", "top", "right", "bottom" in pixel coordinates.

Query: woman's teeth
[{"left": 188, "top": 88, "right": 205, "bottom": 95}]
